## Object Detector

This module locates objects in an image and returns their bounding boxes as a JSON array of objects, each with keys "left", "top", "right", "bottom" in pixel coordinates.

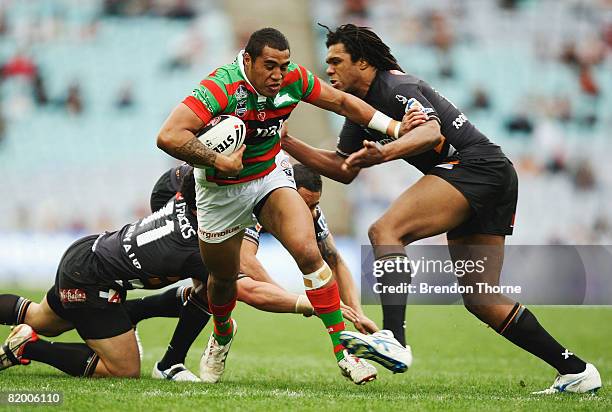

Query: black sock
[
  {"left": 124, "top": 286, "right": 191, "bottom": 325},
  {"left": 382, "top": 305, "right": 407, "bottom": 347},
  {"left": 0, "top": 295, "right": 31, "bottom": 325},
  {"left": 157, "top": 292, "right": 211, "bottom": 370},
  {"left": 22, "top": 339, "right": 99, "bottom": 377},
  {"left": 377, "top": 253, "right": 410, "bottom": 347},
  {"left": 499, "top": 304, "right": 587, "bottom": 375}
]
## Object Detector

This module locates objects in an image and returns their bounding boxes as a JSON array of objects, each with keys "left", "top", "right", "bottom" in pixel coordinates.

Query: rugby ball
[{"left": 197, "top": 115, "right": 246, "bottom": 157}]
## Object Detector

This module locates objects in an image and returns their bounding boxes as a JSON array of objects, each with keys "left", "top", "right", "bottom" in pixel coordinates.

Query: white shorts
[{"left": 195, "top": 151, "right": 295, "bottom": 243}]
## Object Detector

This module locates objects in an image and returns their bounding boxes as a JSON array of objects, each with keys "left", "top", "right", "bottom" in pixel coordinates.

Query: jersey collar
[{"left": 237, "top": 50, "right": 268, "bottom": 105}]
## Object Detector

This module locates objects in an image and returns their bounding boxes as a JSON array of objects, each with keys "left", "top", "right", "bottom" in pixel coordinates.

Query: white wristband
[
  {"left": 393, "top": 121, "right": 400, "bottom": 139},
  {"left": 367, "top": 111, "right": 393, "bottom": 136}
]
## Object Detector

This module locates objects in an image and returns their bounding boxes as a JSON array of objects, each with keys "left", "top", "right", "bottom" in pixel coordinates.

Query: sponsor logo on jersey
[
  {"left": 406, "top": 97, "right": 424, "bottom": 112},
  {"left": 235, "top": 84, "right": 248, "bottom": 100},
  {"left": 198, "top": 225, "right": 241, "bottom": 240},
  {"left": 406, "top": 97, "right": 435, "bottom": 115},
  {"left": 235, "top": 85, "right": 248, "bottom": 117},
  {"left": 452, "top": 113, "right": 468, "bottom": 129},
  {"left": 257, "top": 111, "right": 266, "bottom": 121},
  {"left": 175, "top": 200, "right": 197, "bottom": 240},
  {"left": 273, "top": 93, "right": 294, "bottom": 106},
  {"left": 60, "top": 288, "right": 87, "bottom": 303},
  {"left": 194, "top": 88, "right": 215, "bottom": 114},
  {"left": 395, "top": 94, "right": 408, "bottom": 104},
  {"left": 99, "top": 289, "right": 122, "bottom": 303},
  {"left": 280, "top": 159, "right": 294, "bottom": 179}
]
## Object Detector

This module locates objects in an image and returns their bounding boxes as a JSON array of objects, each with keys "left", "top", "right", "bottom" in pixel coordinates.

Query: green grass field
[{"left": 0, "top": 290, "right": 609, "bottom": 411}]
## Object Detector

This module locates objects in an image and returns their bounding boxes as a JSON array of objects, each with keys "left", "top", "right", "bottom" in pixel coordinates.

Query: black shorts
[
  {"left": 150, "top": 169, "right": 176, "bottom": 212},
  {"left": 50, "top": 235, "right": 132, "bottom": 340},
  {"left": 428, "top": 156, "right": 518, "bottom": 239}
]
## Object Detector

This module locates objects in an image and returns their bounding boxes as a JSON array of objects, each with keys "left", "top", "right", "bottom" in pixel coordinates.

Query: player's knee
[
  {"left": 370, "top": 218, "right": 422, "bottom": 245},
  {"left": 291, "top": 242, "right": 322, "bottom": 271},
  {"left": 368, "top": 220, "right": 395, "bottom": 245}
]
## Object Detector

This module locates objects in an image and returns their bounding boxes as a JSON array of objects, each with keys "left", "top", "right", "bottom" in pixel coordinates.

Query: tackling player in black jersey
[
  {"left": 0, "top": 174, "right": 207, "bottom": 378},
  {"left": 0, "top": 173, "right": 306, "bottom": 378},
  {"left": 0, "top": 163, "right": 378, "bottom": 384},
  {"left": 282, "top": 24, "right": 601, "bottom": 394}
]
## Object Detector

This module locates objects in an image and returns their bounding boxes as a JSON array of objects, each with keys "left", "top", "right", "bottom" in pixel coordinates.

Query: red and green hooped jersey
[{"left": 183, "top": 51, "right": 321, "bottom": 185}]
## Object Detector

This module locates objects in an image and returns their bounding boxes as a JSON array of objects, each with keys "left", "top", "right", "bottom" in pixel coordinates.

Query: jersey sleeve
[
  {"left": 182, "top": 70, "right": 230, "bottom": 123},
  {"left": 391, "top": 82, "right": 441, "bottom": 125},
  {"left": 336, "top": 119, "right": 367, "bottom": 158},
  {"left": 313, "top": 205, "right": 330, "bottom": 242},
  {"left": 297, "top": 65, "right": 322, "bottom": 103}
]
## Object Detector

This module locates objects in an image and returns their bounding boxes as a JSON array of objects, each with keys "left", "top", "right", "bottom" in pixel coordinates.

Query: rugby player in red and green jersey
[{"left": 156, "top": 28, "right": 408, "bottom": 380}]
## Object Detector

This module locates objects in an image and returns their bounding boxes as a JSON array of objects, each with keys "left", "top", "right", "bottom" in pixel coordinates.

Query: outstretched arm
[
  {"left": 309, "top": 81, "right": 400, "bottom": 138},
  {"left": 344, "top": 108, "right": 442, "bottom": 168},
  {"left": 282, "top": 133, "right": 360, "bottom": 184}
]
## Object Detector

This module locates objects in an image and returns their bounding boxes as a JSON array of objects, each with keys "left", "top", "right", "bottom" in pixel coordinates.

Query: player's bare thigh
[
  {"left": 257, "top": 187, "right": 323, "bottom": 273},
  {"left": 369, "top": 174, "right": 472, "bottom": 246},
  {"left": 86, "top": 328, "right": 140, "bottom": 378},
  {"left": 24, "top": 295, "right": 74, "bottom": 337}
]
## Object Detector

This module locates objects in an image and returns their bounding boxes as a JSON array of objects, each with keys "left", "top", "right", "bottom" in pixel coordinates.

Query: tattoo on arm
[
  {"left": 318, "top": 237, "right": 339, "bottom": 268},
  {"left": 168, "top": 136, "right": 217, "bottom": 167}
]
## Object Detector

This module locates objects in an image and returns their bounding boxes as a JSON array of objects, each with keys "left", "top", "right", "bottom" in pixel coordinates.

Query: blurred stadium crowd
[{"left": 0, "top": 0, "right": 611, "bottom": 245}]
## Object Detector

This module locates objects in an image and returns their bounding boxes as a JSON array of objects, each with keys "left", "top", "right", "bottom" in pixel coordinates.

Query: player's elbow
[
  {"left": 423, "top": 121, "right": 443, "bottom": 148},
  {"left": 156, "top": 131, "right": 171, "bottom": 151},
  {"left": 156, "top": 128, "right": 177, "bottom": 151},
  {"left": 429, "top": 133, "right": 443, "bottom": 148},
  {"left": 337, "top": 169, "right": 358, "bottom": 184}
]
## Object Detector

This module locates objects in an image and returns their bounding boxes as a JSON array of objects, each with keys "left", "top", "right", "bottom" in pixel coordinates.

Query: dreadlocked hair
[{"left": 319, "top": 23, "right": 403, "bottom": 71}]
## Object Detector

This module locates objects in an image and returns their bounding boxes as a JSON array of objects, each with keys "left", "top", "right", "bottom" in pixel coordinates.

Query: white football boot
[
  {"left": 152, "top": 362, "right": 201, "bottom": 382},
  {"left": 199, "top": 319, "right": 237, "bottom": 383},
  {"left": 532, "top": 363, "right": 602, "bottom": 394},
  {"left": 340, "top": 329, "right": 412, "bottom": 373},
  {"left": 0, "top": 324, "right": 38, "bottom": 371},
  {"left": 338, "top": 350, "right": 377, "bottom": 384}
]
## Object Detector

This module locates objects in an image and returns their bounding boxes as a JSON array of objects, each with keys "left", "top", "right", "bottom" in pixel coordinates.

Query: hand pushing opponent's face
[{"left": 244, "top": 46, "right": 290, "bottom": 98}]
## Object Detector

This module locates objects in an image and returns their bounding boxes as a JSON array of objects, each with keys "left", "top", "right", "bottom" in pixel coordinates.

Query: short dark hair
[
  {"left": 245, "top": 28, "right": 290, "bottom": 59},
  {"left": 320, "top": 23, "right": 403, "bottom": 71},
  {"left": 179, "top": 168, "right": 196, "bottom": 212},
  {"left": 293, "top": 164, "right": 322, "bottom": 193}
]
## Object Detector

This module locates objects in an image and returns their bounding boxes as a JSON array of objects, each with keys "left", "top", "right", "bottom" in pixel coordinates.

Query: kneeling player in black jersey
[
  {"left": 282, "top": 24, "right": 601, "bottom": 394},
  {"left": 0, "top": 172, "right": 302, "bottom": 378},
  {"left": 0, "top": 165, "right": 378, "bottom": 384}
]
